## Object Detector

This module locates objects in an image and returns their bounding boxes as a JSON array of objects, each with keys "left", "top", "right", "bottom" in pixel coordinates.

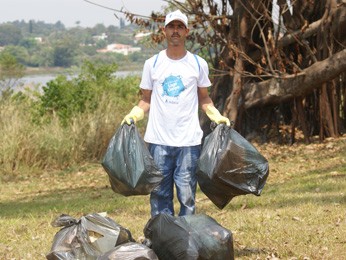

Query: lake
[{"left": 20, "top": 70, "right": 141, "bottom": 87}]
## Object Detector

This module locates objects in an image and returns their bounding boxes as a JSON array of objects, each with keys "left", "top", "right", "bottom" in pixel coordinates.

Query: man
[{"left": 122, "top": 10, "right": 230, "bottom": 217}]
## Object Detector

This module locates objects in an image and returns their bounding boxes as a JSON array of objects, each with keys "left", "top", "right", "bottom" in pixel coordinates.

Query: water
[
  {"left": 20, "top": 70, "right": 141, "bottom": 88},
  {"left": 21, "top": 74, "right": 64, "bottom": 86}
]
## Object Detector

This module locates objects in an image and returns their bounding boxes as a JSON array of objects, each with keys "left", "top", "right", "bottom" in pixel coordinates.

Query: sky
[{"left": 0, "top": 0, "right": 168, "bottom": 28}]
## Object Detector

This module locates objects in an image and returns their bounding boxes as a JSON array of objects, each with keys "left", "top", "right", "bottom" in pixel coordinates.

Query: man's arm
[
  {"left": 198, "top": 87, "right": 230, "bottom": 126},
  {"left": 198, "top": 87, "right": 213, "bottom": 112},
  {"left": 138, "top": 89, "right": 152, "bottom": 113},
  {"left": 121, "top": 89, "right": 152, "bottom": 125}
]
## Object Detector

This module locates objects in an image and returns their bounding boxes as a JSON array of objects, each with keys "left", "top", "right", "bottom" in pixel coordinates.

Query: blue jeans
[{"left": 148, "top": 144, "right": 201, "bottom": 217}]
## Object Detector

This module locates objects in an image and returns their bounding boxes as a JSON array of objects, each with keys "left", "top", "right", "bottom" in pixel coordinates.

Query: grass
[{"left": 0, "top": 135, "right": 345, "bottom": 259}]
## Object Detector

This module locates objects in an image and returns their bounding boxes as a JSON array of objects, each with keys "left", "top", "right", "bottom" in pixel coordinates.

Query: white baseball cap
[{"left": 165, "top": 10, "right": 188, "bottom": 28}]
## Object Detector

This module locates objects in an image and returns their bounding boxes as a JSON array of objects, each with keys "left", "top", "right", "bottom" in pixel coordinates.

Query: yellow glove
[
  {"left": 206, "top": 105, "right": 230, "bottom": 126},
  {"left": 121, "top": 106, "right": 144, "bottom": 125}
]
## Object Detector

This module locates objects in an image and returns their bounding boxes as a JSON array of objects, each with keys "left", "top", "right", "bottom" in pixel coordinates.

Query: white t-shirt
[{"left": 139, "top": 50, "right": 211, "bottom": 147}]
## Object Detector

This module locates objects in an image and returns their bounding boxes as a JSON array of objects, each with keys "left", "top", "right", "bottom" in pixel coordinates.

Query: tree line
[{"left": 0, "top": 19, "right": 154, "bottom": 68}]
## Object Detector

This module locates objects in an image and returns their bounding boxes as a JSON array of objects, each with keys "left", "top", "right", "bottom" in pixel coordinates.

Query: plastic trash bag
[
  {"left": 46, "top": 213, "right": 134, "bottom": 260},
  {"left": 197, "top": 124, "right": 269, "bottom": 209},
  {"left": 102, "top": 124, "right": 163, "bottom": 196},
  {"left": 143, "top": 213, "right": 234, "bottom": 260},
  {"left": 98, "top": 242, "right": 159, "bottom": 260}
]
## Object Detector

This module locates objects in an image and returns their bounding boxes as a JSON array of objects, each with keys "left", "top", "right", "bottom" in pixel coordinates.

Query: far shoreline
[{"left": 24, "top": 64, "right": 144, "bottom": 76}]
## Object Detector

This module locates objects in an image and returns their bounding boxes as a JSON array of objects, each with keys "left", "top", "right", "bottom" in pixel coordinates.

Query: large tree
[{"left": 125, "top": 0, "right": 346, "bottom": 143}]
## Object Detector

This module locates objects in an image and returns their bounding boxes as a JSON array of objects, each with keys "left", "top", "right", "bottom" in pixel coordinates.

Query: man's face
[{"left": 164, "top": 20, "right": 189, "bottom": 46}]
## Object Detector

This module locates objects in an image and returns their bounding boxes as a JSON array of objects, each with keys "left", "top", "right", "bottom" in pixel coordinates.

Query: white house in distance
[
  {"left": 97, "top": 43, "right": 141, "bottom": 55},
  {"left": 134, "top": 31, "right": 152, "bottom": 44},
  {"left": 92, "top": 33, "right": 108, "bottom": 41},
  {"left": 34, "top": 37, "right": 43, "bottom": 43}
]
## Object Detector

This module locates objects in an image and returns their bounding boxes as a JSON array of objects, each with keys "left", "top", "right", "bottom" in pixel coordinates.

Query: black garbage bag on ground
[
  {"left": 102, "top": 124, "right": 163, "bottom": 196},
  {"left": 197, "top": 124, "right": 269, "bottom": 209},
  {"left": 143, "top": 213, "right": 234, "bottom": 260},
  {"left": 98, "top": 242, "right": 159, "bottom": 260},
  {"left": 46, "top": 213, "right": 134, "bottom": 260}
]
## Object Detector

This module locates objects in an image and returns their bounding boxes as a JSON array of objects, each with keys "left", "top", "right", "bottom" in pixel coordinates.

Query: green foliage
[
  {"left": 0, "top": 23, "right": 22, "bottom": 45},
  {"left": 19, "top": 38, "right": 38, "bottom": 49},
  {"left": 0, "top": 51, "right": 25, "bottom": 79},
  {"left": 1, "top": 45, "right": 30, "bottom": 65},
  {"left": 34, "top": 61, "right": 138, "bottom": 126},
  {"left": 80, "top": 45, "right": 97, "bottom": 56},
  {"left": 95, "top": 39, "right": 107, "bottom": 49},
  {"left": 31, "top": 46, "right": 54, "bottom": 67},
  {"left": 80, "top": 60, "right": 118, "bottom": 83},
  {"left": 36, "top": 75, "right": 77, "bottom": 124},
  {"left": 90, "top": 24, "right": 107, "bottom": 35},
  {"left": 0, "top": 51, "right": 25, "bottom": 93},
  {"left": 52, "top": 43, "right": 77, "bottom": 67},
  {"left": 67, "top": 27, "right": 92, "bottom": 45}
]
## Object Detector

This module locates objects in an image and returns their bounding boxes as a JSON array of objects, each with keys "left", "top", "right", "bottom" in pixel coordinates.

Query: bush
[{"left": 35, "top": 61, "right": 138, "bottom": 126}]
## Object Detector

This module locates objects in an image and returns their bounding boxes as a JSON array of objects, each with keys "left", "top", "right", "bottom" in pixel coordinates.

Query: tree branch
[{"left": 243, "top": 48, "right": 346, "bottom": 109}]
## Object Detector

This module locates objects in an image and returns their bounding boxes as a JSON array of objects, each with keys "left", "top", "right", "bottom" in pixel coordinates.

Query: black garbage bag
[
  {"left": 197, "top": 124, "right": 269, "bottom": 209},
  {"left": 102, "top": 124, "right": 163, "bottom": 196},
  {"left": 143, "top": 213, "right": 234, "bottom": 260},
  {"left": 98, "top": 242, "right": 159, "bottom": 260},
  {"left": 46, "top": 213, "right": 134, "bottom": 260}
]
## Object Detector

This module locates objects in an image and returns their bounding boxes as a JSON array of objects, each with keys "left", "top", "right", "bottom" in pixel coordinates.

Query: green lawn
[{"left": 1, "top": 135, "right": 345, "bottom": 259}]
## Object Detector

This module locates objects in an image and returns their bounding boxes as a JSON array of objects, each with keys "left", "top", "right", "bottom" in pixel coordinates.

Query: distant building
[
  {"left": 97, "top": 43, "right": 141, "bottom": 55},
  {"left": 34, "top": 37, "right": 43, "bottom": 43},
  {"left": 92, "top": 33, "right": 108, "bottom": 41},
  {"left": 134, "top": 32, "right": 152, "bottom": 44}
]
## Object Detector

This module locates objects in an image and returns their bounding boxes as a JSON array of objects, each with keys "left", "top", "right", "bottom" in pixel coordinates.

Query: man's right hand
[
  {"left": 121, "top": 106, "right": 144, "bottom": 125},
  {"left": 206, "top": 105, "right": 230, "bottom": 126}
]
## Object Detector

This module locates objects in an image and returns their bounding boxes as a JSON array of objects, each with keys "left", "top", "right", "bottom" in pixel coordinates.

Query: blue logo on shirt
[{"left": 162, "top": 75, "right": 185, "bottom": 97}]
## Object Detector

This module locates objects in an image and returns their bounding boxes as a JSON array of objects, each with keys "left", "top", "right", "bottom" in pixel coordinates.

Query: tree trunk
[{"left": 224, "top": 56, "right": 243, "bottom": 125}]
